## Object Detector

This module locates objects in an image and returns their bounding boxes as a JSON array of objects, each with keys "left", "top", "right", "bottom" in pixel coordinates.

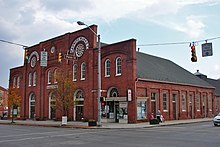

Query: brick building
[
  {"left": 9, "top": 25, "right": 216, "bottom": 123},
  {"left": 195, "top": 70, "right": 220, "bottom": 115},
  {"left": 0, "top": 86, "right": 8, "bottom": 118}
]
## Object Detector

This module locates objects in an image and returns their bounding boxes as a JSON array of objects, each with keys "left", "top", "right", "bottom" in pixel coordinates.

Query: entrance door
[
  {"left": 115, "top": 102, "right": 119, "bottom": 123},
  {"left": 173, "top": 102, "right": 176, "bottom": 120},
  {"left": 151, "top": 101, "right": 156, "bottom": 116},
  {"left": 76, "top": 106, "right": 84, "bottom": 121}
]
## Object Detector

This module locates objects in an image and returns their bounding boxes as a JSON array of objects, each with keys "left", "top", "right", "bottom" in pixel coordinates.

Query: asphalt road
[{"left": 0, "top": 121, "right": 219, "bottom": 147}]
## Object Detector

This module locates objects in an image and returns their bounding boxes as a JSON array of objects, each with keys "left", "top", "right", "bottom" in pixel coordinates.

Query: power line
[
  {"left": 0, "top": 39, "right": 28, "bottom": 48},
  {"left": 137, "top": 36, "right": 220, "bottom": 47}
]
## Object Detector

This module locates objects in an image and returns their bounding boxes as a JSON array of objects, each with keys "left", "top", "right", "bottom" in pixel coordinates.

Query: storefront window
[
  {"left": 102, "top": 101, "right": 114, "bottom": 119},
  {"left": 137, "top": 101, "right": 147, "bottom": 119}
]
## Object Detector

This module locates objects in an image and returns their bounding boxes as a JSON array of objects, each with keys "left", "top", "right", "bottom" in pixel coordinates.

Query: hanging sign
[
  {"left": 40, "top": 51, "right": 48, "bottom": 67},
  {"left": 202, "top": 43, "right": 213, "bottom": 57}
]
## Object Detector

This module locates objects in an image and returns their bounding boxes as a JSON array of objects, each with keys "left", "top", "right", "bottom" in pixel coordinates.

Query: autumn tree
[
  {"left": 8, "top": 87, "right": 21, "bottom": 123},
  {"left": 51, "top": 69, "right": 75, "bottom": 118}
]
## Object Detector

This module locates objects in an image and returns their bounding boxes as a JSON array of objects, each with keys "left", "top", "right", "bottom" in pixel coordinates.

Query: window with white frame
[
  {"left": 116, "top": 57, "right": 122, "bottom": 76},
  {"left": 17, "top": 76, "right": 20, "bottom": 88},
  {"left": 73, "top": 64, "right": 77, "bottom": 81},
  {"left": 163, "top": 93, "right": 168, "bottom": 111},
  {"left": 182, "top": 94, "right": 186, "bottom": 111},
  {"left": 105, "top": 59, "right": 110, "bottom": 77},
  {"left": 28, "top": 73, "right": 32, "bottom": 87},
  {"left": 48, "top": 70, "right": 52, "bottom": 84},
  {"left": 81, "top": 62, "right": 86, "bottom": 80},
  {"left": 13, "top": 77, "right": 16, "bottom": 88},
  {"left": 33, "top": 71, "right": 36, "bottom": 86},
  {"left": 54, "top": 69, "right": 58, "bottom": 84}
]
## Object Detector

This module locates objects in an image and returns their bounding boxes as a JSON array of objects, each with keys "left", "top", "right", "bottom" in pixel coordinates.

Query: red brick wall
[{"left": 136, "top": 80, "right": 215, "bottom": 122}]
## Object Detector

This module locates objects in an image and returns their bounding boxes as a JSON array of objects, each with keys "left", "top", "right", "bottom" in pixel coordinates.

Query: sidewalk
[{"left": 0, "top": 118, "right": 213, "bottom": 129}]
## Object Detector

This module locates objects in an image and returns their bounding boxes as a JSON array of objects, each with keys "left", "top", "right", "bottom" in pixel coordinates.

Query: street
[{"left": 0, "top": 121, "right": 219, "bottom": 147}]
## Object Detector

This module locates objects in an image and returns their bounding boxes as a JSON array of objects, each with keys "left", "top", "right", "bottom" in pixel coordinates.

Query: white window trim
[
  {"left": 33, "top": 72, "right": 36, "bottom": 86},
  {"left": 115, "top": 57, "right": 122, "bottom": 76},
  {"left": 13, "top": 77, "right": 16, "bottom": 88},
  {"left": 105, "top": 59, "right": 110, "bottom": 77},
  {"left": 17, "top": 77, "right": 20, "bottom": 88},
  {"left": 163, "top": 93, "right": 168, "bottom": 111},
  {"left": 181, "top": 94, "right": 186, "bottom": 111},
  {"left": 81, "top": 63, "right": 86, "bottom": 80},
  {"left": 48, "top": 70, "right": 52, "bottom": 84},
  {"left": 28, "top": 73, "right": 32, "bottom": 87}
]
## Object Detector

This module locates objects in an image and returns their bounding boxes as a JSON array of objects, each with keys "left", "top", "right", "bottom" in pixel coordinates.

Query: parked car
[{"left": 213, "top": 113, "right": 220, "bottom": 126}]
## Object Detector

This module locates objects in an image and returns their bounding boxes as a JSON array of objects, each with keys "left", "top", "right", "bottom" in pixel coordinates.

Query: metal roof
[{"left": 136, "top": 52, "right": 213, "bottom": 88}]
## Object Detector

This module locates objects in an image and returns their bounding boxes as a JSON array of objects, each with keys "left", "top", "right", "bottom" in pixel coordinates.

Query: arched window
[
  {"left": 73, "top": 64, "right": 77, "bottom": 81},
  {"left": 33, "top": 72, "right": 36, "bottom": 86},
  {"left": 53, "top": 69, "right": 57, "bottom": 84},
  {"left": 17, "top": 76, "right": 20, "bottom": 88},
  {"left": 105, "top": 59, "right": 110, "bottom": 77},
  {"left": 75, "top": 90, "right": 84, "bottom": 100},
  {"left": 74, "top": 89, "right": 84, "bottom": 121},
  {"left": 29, "top": 93, "right": 35, "bottom": 119},
  {"left": 48, "top": 70, "right": 52, "bottom": 84},
  {"left": 110, "top": 88, "right": 119, "bottom": 97},
  {"left": 28, "top": 73, "right": 32, "bottom": 87},
  {"left": 81, "top": 62, "right": 86, "bottom": 80},
  {"left": 13, "top": 77, "right": 16, "bottom": 88},
  {"left": 116, "top": 57, "right": 122, "bottom": 76}
]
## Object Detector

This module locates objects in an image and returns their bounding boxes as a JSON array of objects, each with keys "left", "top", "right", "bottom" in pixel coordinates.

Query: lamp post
[{"left": 77, "top": 21, "right": 102, "bottom": 127}]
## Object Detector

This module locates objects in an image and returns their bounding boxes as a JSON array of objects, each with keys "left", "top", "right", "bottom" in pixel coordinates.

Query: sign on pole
[
  {"left": 40, "top": 51, "right": 48, "bottom": 67},
  {"left": 128, "top": 89, "right": 132, "bottom": 101},
  {"left": 202, "top": 43, "right": 213, "bottom": 57}
]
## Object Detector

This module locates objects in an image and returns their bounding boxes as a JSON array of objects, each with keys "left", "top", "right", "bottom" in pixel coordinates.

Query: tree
[
  {"left": 8, "top": 87, "right": 21, "bottom": 123},
  {"left": 50, "top": 69, "right": 75, "bottom": 118}
]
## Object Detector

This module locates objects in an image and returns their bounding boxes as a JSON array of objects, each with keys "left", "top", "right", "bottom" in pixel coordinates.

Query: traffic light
[
  {"left": 100, "top": 96, "right": 105, "bottom": 108},
  {"left": 25, "top": 48, "right": 29, "bottom": 60},
  {"left": 100, "top": 96, "right": 105, "bottom": 102},
  {"left": 58, "top": 52, "right": 63, "bottom": 62},
  {"left": 191, "top": 44, "right": 197, "bottom": 62}
]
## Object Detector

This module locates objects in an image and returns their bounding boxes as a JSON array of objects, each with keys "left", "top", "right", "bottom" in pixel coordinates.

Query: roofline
[{"left": 137, "top": 78, "right": 215, "bottom": 89}]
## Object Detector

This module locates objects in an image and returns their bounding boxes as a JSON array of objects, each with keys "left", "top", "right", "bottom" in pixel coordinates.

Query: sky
[{"left": 0, "top": 0, "right": 220, "bottom": 88}]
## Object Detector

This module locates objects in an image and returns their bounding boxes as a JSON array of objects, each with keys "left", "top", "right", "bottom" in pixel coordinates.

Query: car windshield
[{"left": 218, "top": 113, "right": 220, "bottom": 116}]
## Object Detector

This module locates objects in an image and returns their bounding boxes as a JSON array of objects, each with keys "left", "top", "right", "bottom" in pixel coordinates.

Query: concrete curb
[{"left": 0, "top": 118, "right": 213, "bottom": 129}]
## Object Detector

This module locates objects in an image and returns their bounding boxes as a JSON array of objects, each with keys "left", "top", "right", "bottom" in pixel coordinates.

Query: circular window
[{"left": 51, "top": 46, "right": 55, "bottom": 53}]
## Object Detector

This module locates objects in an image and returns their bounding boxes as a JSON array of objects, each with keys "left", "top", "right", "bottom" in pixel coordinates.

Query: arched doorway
[
  {"left": 29, "top": 93, "right": 35, "bottom": 119},
  {"left": 49, "top": 92, "right": 56, "bottom": 120},
  {"left": 74, "top": 89, "right": 84, "bottom": 121},
  {"left": 106, "top": 87, "right": 121, "bottom": 123}
]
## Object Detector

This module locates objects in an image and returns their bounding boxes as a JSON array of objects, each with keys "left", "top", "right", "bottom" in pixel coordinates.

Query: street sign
[
  {"left": 40, "top": 51, "right": 48, "bottom": 67},
  {"left": 202, "top": 43, "right": 213, "bottom": 57},
  {"left": 128, "top": 89, "right": 132, "bottom": 101}
]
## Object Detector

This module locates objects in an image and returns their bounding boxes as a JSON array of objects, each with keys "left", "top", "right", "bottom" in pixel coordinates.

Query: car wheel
[{"left": 214, "top": 123, "right": 218, "bottom": 126}]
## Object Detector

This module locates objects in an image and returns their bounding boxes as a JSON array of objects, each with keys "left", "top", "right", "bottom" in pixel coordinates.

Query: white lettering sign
[
  {"left": 69, "top": 36, "right": 89, "bottom": 57},
  {"left": 40, "top": 51, "right": 48, "bottom": 67},
  {"left": 202, "top": 43, "right": 213, "bottom": 57},
  {"left": 28, "top": 51, "right": 40, "bottom": 63}
]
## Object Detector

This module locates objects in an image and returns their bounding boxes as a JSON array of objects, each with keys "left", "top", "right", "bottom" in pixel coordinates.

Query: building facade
[
  {"left": 0, "top": 86, "right": 8, "bottom": 118},
  {"left": 9, "top": 25, "right": 216, "bottom": 123}
]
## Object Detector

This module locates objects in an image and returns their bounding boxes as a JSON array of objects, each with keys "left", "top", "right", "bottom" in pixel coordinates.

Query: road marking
[{"left": 0, "top": 130, "right": 113, "bottom": 143}]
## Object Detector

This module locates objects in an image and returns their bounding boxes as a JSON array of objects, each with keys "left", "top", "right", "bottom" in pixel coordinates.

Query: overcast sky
[{"left": 1, "top": 0, "right": 220, "bottom": 88}]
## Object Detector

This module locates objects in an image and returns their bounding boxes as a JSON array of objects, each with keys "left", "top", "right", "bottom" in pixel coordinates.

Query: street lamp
[{"left": 77, "top": 21, "right": 102, "bottom": 127}]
